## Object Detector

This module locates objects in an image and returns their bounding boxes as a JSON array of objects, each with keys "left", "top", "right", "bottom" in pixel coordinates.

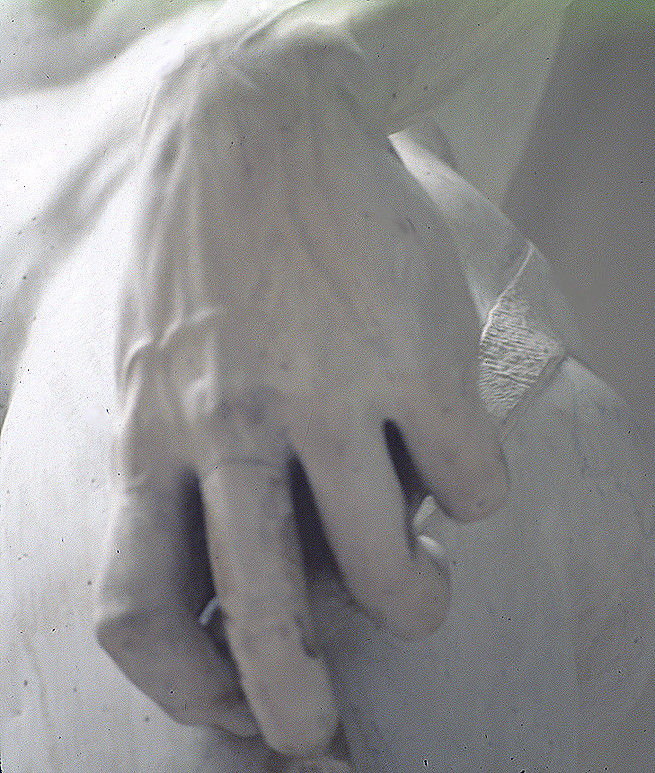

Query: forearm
[{"left": 242, "top": 0, "right": 573, "bottom": 137}]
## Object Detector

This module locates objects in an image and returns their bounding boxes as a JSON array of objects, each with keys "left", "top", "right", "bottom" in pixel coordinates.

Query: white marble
[{"left": 2, "top": 2, "right": 654, "bottom": 772}]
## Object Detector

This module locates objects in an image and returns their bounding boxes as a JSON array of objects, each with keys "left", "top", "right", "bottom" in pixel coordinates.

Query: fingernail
[{"left": 411, "top": 495, "right": 448, "bottom": 571}]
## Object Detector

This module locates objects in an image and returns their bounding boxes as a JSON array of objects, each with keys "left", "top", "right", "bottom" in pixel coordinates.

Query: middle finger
[{"left": 284, "top": 391, "right": 451, "bottom": 641}]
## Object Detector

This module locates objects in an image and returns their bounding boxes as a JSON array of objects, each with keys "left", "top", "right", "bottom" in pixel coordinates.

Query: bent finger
[{"left": 95, "top": 489, "right": 259, "bottom": 736}]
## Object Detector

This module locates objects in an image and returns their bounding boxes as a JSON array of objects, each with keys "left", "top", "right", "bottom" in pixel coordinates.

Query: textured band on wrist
[{"left": 478, "top": 281, "right": 566, "bottom": 441}]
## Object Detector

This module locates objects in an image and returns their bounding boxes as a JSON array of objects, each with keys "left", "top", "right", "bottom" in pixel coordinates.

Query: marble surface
[
  {"left": 4, "top": 141, "right": 654, "bottom": 771},
  {"left": 2, "top": 3, "right": 654, "bottom": 772}
]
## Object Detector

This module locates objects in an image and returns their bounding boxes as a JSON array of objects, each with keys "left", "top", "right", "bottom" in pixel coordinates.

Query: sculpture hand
[
  {"left": 92, "top": 0, "right": 524, "bottom": 761},
  {"left": 95, "top": 347, "right": 508, "bottom": 762}
]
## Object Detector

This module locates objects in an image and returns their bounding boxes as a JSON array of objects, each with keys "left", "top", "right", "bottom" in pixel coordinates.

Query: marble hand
[{"left": 90, "top": 0, "right": 554, "bottom": 761}]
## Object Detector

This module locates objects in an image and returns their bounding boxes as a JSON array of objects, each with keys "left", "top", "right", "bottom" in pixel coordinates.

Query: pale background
[{"left": 505, "top": 2, "right": 655, "bottom": 475}]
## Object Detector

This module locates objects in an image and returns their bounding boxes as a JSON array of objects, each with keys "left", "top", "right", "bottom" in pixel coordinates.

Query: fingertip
[
  {"left": 224, "top": 615, "right": 339, "bottom": 756},
  {"left": 94, "top": 607, "right": 261, "bottom": 731},
  {"left": 368, "top": 553, "right": 451, "bottom": 641}
]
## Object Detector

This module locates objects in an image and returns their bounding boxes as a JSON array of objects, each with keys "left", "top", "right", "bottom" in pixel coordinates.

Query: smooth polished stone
[{"left": 2, "top": 3, "right": 653, "bottom": 772}]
